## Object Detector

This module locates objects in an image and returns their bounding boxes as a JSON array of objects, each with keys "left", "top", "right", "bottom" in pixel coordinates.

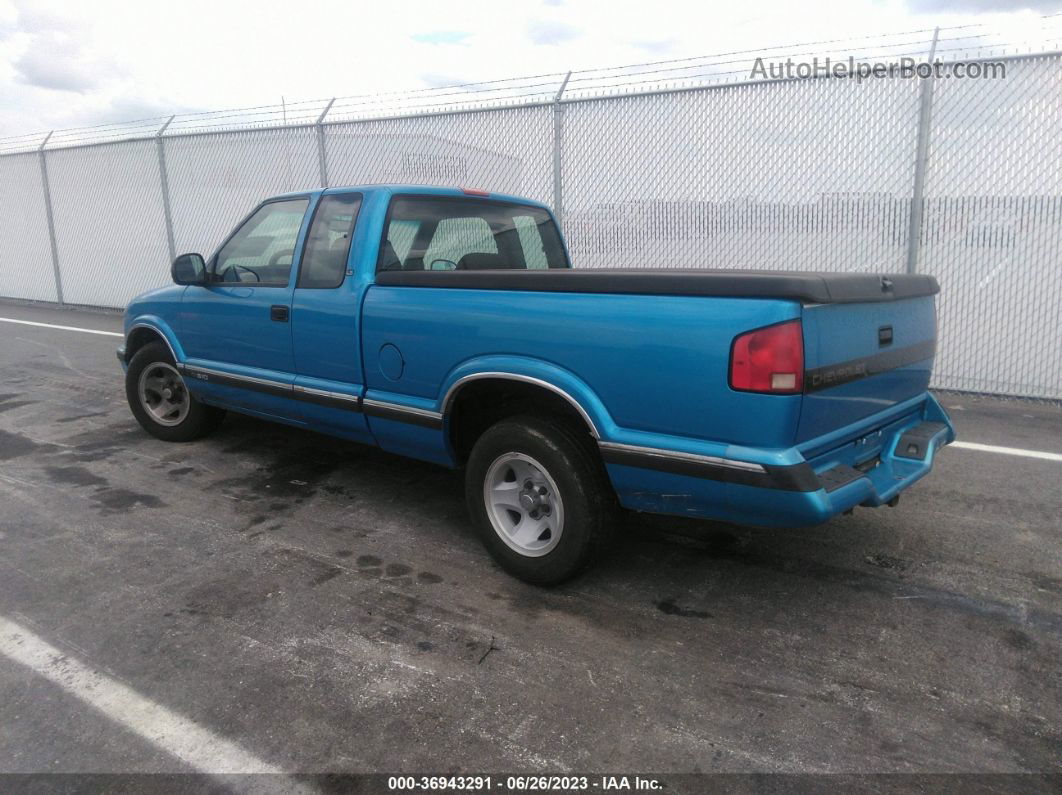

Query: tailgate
[{"left": 798, "top": 296, "right": 936, "bottom": 442}]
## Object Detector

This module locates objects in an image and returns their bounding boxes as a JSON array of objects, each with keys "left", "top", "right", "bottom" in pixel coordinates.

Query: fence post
[
  {"left": 905, "top": 27, "right": 940, "bottom": 274},
  {"left": 156, "top": 115, "right": 177, "bottom": 262},
  {"left": 552, "top": 72, "right": 572, "bottom": 226},
  {"left": 37, "top": 131, "right": 64, "bottom": 305},
  {"left": 316, "top": 98, "right": 336, "bottom": 188}
]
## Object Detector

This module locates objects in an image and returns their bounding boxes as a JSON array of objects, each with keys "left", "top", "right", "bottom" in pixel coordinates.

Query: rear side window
[
  {"left": 298, "top": 193, "right": 362, "bottom": 289},
  {"left": 377, "top": 197, "right": 568, "bottom": 271}
]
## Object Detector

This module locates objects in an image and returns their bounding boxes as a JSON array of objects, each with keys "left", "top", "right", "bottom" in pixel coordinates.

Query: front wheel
[
  {"left": 125, "top": 342, "right": 225, "bottom": 442},
  {"left": 465, "top": 415, "right": 616, "bottom": 585}
]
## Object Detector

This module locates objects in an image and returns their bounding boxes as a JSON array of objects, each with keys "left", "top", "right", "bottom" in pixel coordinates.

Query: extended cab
[{"left": 119, "top": 185, "right": 955, "bottom": 583}]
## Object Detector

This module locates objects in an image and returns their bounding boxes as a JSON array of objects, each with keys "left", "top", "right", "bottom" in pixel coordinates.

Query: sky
[{"left": 0, "top": 0, "right": 1060, "bottom": 139}]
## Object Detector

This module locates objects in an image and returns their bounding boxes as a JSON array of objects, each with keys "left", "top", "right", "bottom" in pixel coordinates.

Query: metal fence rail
[{"left": 0, "top": 31, "right": 1059, "bottom": 399}]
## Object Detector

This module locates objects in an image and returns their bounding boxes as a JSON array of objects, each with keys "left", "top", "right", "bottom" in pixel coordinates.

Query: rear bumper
[{"left": 602, "top": 393, "right": 955, "bottom": 527}]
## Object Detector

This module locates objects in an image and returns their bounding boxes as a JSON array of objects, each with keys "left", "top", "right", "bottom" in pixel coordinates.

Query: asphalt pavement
[{"left": 0, "top": 300, "right": 1059, "bottom": 783}]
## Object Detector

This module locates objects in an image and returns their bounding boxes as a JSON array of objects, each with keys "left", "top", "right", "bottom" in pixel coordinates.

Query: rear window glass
[{"left": 378, "top": 197, "right": 568, "bottom": 271}]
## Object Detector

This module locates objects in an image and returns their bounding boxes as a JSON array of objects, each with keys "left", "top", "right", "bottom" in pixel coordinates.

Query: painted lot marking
[
  {"left": 0, "top": 316, "right": 122, "bottom": 337},
  {"left": 3, "top": 314, "right": 1060, "bottom": 465},
  {"left": 950, "top": 440, "right": 1062, "bottom": 463},
  {"left": 0, "top": 615, "right": 307, "bottom": 784}
]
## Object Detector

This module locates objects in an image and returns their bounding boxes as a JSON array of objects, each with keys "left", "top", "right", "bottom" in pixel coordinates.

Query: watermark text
[{"left": 750, "top": 56, "right": 1006, "bottom": 82}]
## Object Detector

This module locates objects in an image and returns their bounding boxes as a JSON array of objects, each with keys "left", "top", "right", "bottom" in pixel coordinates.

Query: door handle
[{"left": 270, "top": 305, "right": 289, "bottom": 322}]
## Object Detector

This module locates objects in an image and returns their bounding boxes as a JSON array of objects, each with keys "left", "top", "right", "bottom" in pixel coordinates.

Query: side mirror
[{"left": 171, "top": 253, "right": 207, "bottom": 285}]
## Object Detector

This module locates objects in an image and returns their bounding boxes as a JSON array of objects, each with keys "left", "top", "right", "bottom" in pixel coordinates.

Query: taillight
[{"left": 730, "top": 319, "right": 804, "bottom": 394}]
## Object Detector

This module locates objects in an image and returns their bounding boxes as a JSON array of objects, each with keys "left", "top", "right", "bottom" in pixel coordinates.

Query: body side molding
[
  {"left": 362, "top": 398, "right": 443, "bottom": 429},
  {"left": 182, "top": 364, "right": 363, "bottom": 411},
  {"left": 598, "top": 440, "right": 821, "bottom": 492}
]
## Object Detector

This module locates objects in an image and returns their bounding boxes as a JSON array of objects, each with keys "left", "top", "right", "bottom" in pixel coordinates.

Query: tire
[
  {"left": 125, "top": 342, "right": 225, "bottom": 442},
  {"left": 465, "top": 414, "right": 616, "bottom": 585}
]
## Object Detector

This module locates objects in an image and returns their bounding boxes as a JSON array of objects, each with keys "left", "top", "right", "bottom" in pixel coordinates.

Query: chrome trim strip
[
  {"left": 183, "top": 364, "right": 291, "bottom": 390},
  {"left": 362, "top": 398, "right": 442, "bottom": 421},
  {"left": 183, "top": 366, "right": 364, "bottom": 411},
  {"left": 597, "top": 440, "right": 767, "bottom": 473},
  {"left": 293, "top": 384, "right": 361, "bottom": 404},
  {"left": 440, "top": 372, "right": 600, "bottom": 438}
]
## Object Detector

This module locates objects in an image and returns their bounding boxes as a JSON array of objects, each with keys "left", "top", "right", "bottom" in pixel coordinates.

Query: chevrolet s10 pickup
[{"left": 119, "top": 185, "right": 955, "bottom": 583}]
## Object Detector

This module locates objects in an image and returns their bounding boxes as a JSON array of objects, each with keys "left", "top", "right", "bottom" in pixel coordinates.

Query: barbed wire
[{"left": 1, "top": 16, "right": 1060, "bottom": 155}]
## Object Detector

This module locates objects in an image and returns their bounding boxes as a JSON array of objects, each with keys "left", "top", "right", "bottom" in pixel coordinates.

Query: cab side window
[
  {"left": 298, "top": 194, "right": 362, "bottom": 289},
  {"left": 377, "top": 197, "right": 569, "bottom": 271},
  {"left": 213, "top": 199, "right": 309, "bottom": 286}
]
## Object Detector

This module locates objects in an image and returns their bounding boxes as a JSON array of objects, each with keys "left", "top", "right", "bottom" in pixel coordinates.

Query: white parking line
[
  {"left": 0, "top": 615, "right": 308, "bottom": 784},
  {"left": 0, "top": 316, "right": 122, "bottom": 337},
  {"left": 950, "top": 440, "right": 1062, "bottom": 463}
]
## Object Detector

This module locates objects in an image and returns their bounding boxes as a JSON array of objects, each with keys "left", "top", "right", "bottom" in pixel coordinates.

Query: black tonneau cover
[{"left": 374, "top": 269, "right": 939, "bottom": 304}]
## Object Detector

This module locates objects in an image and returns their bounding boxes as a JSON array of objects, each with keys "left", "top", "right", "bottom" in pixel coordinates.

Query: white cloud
[
  {"left": 11, "top": 0, "right": 88, "bottom": 33},
  {"left": 420, "top": 72, "right": 469, "bottom": 89},
  {"left": 14, "top": 30, "right": 116, "bottom": 92},
  {"left": 630, "top": 38, "right": 679, "bottom": 55},
  {"left": 527, "top": 19, "right": 584, "bottom": 45},
  {"left": 907, "top": 0, "right": 1062, "bottom": 11},
  {"left": 411, "top": 31, "right": 472, "bottom": 45},
  {"left": 0, "top": 0, "right": 1057, "bottom": 139}
]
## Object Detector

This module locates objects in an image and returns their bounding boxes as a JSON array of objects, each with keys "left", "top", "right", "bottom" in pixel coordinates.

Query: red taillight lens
[{"left": 730, "top": 320, "right": 804, "bottom": 394}]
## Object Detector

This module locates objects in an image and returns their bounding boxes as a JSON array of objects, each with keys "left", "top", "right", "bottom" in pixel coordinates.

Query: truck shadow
[
  {"left": 152, "top": 413, "right": 1057, "bottom": 641},
  {"left": 44, "top": 408, "right": 1057, "bottom": 696},
  {"left": 206, "top": 416, "right": 905, "bottom": 593}
]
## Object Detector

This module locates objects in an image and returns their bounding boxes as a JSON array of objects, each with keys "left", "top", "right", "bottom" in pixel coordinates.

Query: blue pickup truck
[{"left": 119, "top": 185, "right": 955, "bottom": 583}]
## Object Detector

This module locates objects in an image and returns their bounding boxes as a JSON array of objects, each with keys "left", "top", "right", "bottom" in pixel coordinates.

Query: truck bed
[{"left": 375, "top": 268, "right": 940, "bottom": 304}]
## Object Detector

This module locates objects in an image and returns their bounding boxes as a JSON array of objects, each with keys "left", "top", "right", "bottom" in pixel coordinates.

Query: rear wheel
[
  {"left": 465, "top": 415, "right": 616, "bottom": 585},
  {"left": 125, "top": 342, "right": 225, "bottom": 442}
]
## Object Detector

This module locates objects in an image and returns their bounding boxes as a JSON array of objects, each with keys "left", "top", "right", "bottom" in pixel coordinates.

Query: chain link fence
[
  {"left": 0, "top": 34, "right": 1059, "bottom": 399},
  {"left": 918, "top": 53, "right": 1062, "bottom": 399}
]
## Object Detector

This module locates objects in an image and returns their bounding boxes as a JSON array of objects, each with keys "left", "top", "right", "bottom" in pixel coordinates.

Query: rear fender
[{"left": 439, "top": 356, "right": 614, "bottom": 440}]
